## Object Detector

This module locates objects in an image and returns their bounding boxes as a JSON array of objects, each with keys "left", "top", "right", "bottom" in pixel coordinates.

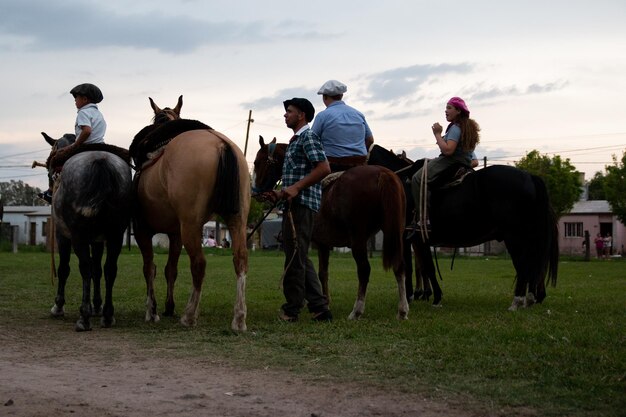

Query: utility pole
[{"left": 243, "top": 110, "right": 254, "bottom": 157}]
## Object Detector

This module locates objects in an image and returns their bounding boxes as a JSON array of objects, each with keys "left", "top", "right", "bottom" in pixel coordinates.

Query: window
[
  {"left": 42, "top": 221, "right": 47, "bottom": 237},
  {"left": 564, "top": 222, "right": 583, "bottom": 238}
]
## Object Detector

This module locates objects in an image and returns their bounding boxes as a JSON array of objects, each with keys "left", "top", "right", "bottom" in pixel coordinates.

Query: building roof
[
  {"left": 569, "top": 200, "right": 612, "bottom": 214},
  {"left": 3, "top": 206, "right": 51, "bottom": 216}
]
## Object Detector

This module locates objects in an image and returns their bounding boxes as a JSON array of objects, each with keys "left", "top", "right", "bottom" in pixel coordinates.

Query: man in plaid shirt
[{"left": 275, "top": 97, "right": 332, "bottom": 322}]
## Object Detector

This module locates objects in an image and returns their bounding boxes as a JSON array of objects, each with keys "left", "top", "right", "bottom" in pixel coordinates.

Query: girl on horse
[{"left": 410, "top": 96, "right": 480, "bottom": 231}]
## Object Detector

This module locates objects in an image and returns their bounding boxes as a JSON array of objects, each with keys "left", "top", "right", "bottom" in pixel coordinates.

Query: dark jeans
[{"left": 281, "top": 201, "right": 328, "bottom": 317}]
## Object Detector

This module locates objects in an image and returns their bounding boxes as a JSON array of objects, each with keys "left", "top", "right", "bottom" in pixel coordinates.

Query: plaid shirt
[{"left": 282, "top": 127, "right": 327, "bottom": 212}]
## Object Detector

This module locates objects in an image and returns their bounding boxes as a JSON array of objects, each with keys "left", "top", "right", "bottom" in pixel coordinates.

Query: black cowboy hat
[
  {"left": 283, "top": 98, "right": 315, "bottom": 122},
  {"left": 70, "top": 83, "right": 104, "bottom": 103}
]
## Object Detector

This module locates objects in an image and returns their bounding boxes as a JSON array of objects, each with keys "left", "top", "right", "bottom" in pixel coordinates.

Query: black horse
[
  {"left": 368, "top": 144, "right": 559, "bottom": 310},
  {"left": 41, "top": 132, "right": 132, "bottom": 331}
]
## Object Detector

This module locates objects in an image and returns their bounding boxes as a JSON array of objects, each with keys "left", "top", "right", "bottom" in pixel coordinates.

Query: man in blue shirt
[
  {"left": 312, "top": 80, "right": 374, "bottom": 172},
  {"left": 275, "top": 97, "right": 332, "bottom": 322}
]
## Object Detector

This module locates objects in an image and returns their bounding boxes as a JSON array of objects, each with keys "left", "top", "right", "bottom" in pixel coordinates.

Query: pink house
[{"left": 559, "top": 200, "right": 625, "bottom": 257}]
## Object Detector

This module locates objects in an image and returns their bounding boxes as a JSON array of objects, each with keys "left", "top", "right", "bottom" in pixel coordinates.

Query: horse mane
[{"left": 130, "top": 119, "right": 213, "bottom": 167}]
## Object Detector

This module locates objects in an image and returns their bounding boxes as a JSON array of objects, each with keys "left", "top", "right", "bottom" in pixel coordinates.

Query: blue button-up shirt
[{"left": 311, "top": 101, "right": 372, "bottom": 158}]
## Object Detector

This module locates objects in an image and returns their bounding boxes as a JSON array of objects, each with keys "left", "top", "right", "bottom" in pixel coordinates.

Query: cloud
[
  {"left": 365, "top": 63, "right": 474, "bottom": 102},
  {"left": 468, "top": 80, "right": 568, "bottom": 101},
  {"left": 0, "top": 1, "right": 329, "bottom": 54},
  {"left": 241, "top": 87, "right": 318, "bottom": 112}
]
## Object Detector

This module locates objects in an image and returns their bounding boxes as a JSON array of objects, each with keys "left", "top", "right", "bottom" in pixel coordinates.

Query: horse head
[
  {"left": 41, "top": 132, "right": 76, "bottom": 151},
  {"left": 149, "top": 95, "right": 183, "bottom": 124},
  {"left": 252, "top": 135, "right": 285, "bottom": 194}
]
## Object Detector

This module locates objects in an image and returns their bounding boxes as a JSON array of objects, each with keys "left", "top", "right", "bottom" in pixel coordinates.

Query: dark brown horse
[
  {"left": 253, "top": 136, "right": 409, "bottom": 320},
  {"left": 131, "top": 96, "right": 250, "bottom": 331},
  {"left": 368, "top": 144, "right": 559, "bottom": 310}
]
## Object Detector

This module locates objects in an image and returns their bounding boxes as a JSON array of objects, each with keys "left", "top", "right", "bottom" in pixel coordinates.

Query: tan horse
[{"left": 131, "top": 96, "right": 250, "bottom": 331}]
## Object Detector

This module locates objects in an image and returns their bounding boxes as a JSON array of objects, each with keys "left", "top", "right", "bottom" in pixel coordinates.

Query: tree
[
  {"left": 515, "top": 150, "right": 582, "bottom": 218},
  {"left": 0, "top": 180, "right": 45, "bottom": 206},
  {"left": 587, "top": 171, "right": 607, "bottom": 200},
  {"left": 604, "top": 150, "right": 626, "bottom": 224}
]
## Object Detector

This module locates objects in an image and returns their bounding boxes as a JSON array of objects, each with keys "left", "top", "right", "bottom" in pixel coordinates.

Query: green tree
[
  {"left": 587, "top": 171, "right": 607, "bottom": 200},
  {"left": 515, "top": 150, "right": 582, "bottom": 218},
  {"left": 604, "top": 150, "right": 626, "bottom": 224},
  {"left": 0, "top": 180, "right": 45, "bottom": 206}
]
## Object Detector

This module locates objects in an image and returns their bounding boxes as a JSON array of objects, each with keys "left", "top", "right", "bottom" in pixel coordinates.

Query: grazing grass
[{"left": 0, "top": 249, "right": 624, "bottom": 416}]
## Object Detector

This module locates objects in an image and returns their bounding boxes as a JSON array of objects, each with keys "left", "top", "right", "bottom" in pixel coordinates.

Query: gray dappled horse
[{"left": 41, "top": 132, "right": 132, "bottom": 331}]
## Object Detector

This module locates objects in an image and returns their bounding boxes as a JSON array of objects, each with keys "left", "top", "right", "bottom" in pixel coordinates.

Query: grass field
[{"left": 0, "top": 248, "right": 624, "bottom": 416}]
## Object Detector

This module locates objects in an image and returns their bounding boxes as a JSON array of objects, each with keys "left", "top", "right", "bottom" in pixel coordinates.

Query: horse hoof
[
  {"left": 348, "top": 311, "right": 362, "bottom": 320},
  {"left": 145, "top": 311, "right": 160, "bottom": 323},
  {"left": 50, "top": 304, "right": 65, "bottom": 317},
  {"left": 101, "top": 316, "right": 116, "bottom": 328},
  {"left": 180, "top": 316, "right": 196, "bottom": 327},
  {"left": 75, "top": 319, "right": 92, "bottom": 332}
]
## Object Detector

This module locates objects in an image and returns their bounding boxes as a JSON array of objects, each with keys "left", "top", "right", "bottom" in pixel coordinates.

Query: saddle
[
  {"left": 321, "top": 171, "right": 344, "bottom": 189},
  {"left": 129, "top": 119, "right": 213, "bottom": 168},
  {"left": 437, "top": 165, "right": 474, "bottom": 189},
  {"left": 48, "top": 143, "right": 131, "bottom": 173}
]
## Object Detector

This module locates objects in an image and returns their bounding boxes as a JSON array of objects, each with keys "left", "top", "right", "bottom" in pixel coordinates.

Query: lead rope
[
  {"left": 278, "top": 204, "right": 298, "bottom": 290},
  {"left": 419, "top": 159, "right": 430, "bottom": 242}
]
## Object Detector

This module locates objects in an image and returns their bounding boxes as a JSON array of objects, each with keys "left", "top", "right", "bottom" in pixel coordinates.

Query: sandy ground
[{"left": 0, "top": 322, "right": 496, "bottom": 417}]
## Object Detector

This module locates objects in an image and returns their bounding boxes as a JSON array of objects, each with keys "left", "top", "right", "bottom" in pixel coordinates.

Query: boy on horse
[{"left": 39, "top": 83, "right": 106, "bottom": 203}]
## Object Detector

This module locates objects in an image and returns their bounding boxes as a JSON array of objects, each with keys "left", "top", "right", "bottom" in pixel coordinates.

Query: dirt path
[{"left": 1, "top": 323, "right": 487, "bottom": 417}]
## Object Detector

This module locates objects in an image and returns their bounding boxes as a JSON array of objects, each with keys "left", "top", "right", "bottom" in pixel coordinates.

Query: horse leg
[
  {"left": 506, "top": 241, "right": 529, "bottom": 311},
  {"left": 317, "top": 244, "right": 331, "bottom": 302},
  {"left": 90, "top": 242, "right": 104, "bottom": 316},
  {"left": 392, "top": 250, "right": 409, "bottom": 321},
  {"left": 73, "top": 243, "right": 94, "bottom": 332},
  {"left": 163, "top": 233, "right": 182, "bottom": 317},
  {"left": 226, "top": 215, "right": 248, "bottom": 332},
  {"left": 415, "top": 242, "right": 442, "bottom": 306},
  {"left": 51, "top": 234, "right": 71, "bottom": 317},
  {"left": 348, "top": 242, "right": 371, "bottom": 320},
  {"left": 100, "top": 236, "right": 123, "bottom": 328},
  {"left": 403, "top": 231, "right": 415, "bottom": 302},
  {"left": 136, "top": 230, "right": 159, "bottom": 322},
  {"left": 180, "top": 227, "right": 205, "bottom": 327}
]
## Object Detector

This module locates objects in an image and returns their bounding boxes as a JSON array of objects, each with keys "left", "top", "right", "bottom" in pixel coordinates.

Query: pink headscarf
[{"left": 448, "top": 97, "right": 470, "bottom": 116}]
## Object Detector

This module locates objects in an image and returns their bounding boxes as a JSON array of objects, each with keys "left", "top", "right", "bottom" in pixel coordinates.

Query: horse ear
[
  {"left": 173, "top": 95, "right": 183, "bottom": 116},
  {"left": 41, "top": 132, "right": 56, "bottom": 147},
  {"left": 270, "top": 137, "right": 277, "bottom": 144},
  {"left": 149, "top": 97, "right": 161, "bottom": 115},
  {"left": 401, "top": 151, "right": 407, "bottom": 158},
  {"left": 259, "top": 135, "right": 265, "bottom": 146}
]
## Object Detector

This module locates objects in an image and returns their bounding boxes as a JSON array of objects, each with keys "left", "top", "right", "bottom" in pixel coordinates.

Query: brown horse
[
  {"left": 131, "top": 96, "right": 250, "bottom": 331},
  {"left": 253, "top": 136, "right": 409, "bottom": 320}
]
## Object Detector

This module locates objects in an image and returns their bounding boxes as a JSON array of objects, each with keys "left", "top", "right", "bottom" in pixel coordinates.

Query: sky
[{"left": 1, "top": 0, "right": 625, "bottom": 191}]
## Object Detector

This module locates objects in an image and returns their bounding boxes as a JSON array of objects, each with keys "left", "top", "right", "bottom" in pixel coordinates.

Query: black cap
[
  {"left": 283, "top": 98, "right": 315, "bottom": 122},
  {"left": 70, "top": 83, "right": 103, "bottom": 103}
]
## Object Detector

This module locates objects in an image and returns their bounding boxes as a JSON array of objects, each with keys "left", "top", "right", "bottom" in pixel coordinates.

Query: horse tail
[
  {"left": 214, "top": 141, "right": 241, "bottom": 215},
  {"left": 532, "top": 175, "right": 559, "bottom": 297},
  {"left": 379, "top": 169, "right": 406, "bottom": 271},
  {"left": 75, "top": 157, "right": 122, "bottom": 218}
]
